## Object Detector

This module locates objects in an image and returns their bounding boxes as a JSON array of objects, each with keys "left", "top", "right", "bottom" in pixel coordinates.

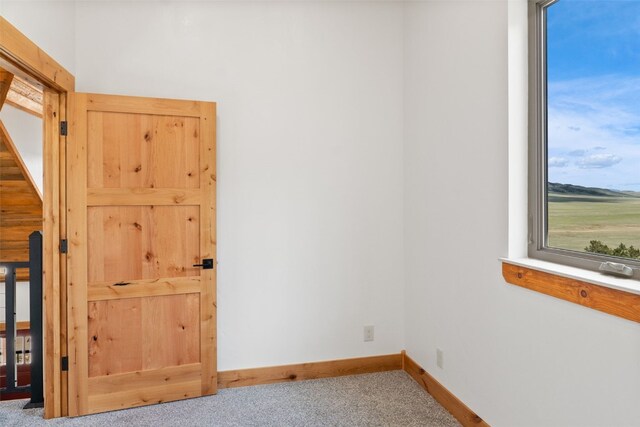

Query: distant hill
[{"left": 548, "top": 182, "right": 640, "bottom": 198}]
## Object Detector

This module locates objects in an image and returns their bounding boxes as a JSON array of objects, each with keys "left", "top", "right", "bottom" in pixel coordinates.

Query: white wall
[
  {"left": 403, "top": 1, "right": 640, "bottom": 426},
  {"left": 75, "top": 1, "right": 405, "bottom": 371},
  {"left": 0, "top": 282, "right": 31, "bottom": 323},
  {"left": 0, "top": 0, "right": 75, "bottom": 74},
  {"left": 3, "top": 1, "right": 638, "bottom": 425}
]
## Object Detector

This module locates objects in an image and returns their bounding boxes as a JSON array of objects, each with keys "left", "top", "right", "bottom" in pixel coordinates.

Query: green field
[{"left": 548, "top": 193, "right": 640, "bottom": 252}]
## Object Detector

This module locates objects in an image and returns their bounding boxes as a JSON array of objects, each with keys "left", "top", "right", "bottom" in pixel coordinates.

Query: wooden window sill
[{"left": 501, "top": 258, "right": 640, "bottom": 323}]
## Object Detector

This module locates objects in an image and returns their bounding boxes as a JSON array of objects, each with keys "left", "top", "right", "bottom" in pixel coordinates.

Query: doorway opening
[{"left": 0, "top": 67, "right": 44, "bottom": 402}]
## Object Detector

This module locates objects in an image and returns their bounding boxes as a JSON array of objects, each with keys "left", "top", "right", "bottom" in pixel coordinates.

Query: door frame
[{"left": 0, "top": 17, "right": 75, "bottom": 418}]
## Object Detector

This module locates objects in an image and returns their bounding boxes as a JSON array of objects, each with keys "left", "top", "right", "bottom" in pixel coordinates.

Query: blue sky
[{"left": 546, "top": 0, "right": 640, "bottom": 191}]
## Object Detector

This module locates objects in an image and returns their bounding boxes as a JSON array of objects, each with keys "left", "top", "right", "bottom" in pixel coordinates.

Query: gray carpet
[{"left": 0, "top": 370, "right": 460, "bottom": 426}]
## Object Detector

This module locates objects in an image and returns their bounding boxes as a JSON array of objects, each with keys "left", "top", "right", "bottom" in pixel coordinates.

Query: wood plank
[
  {"left": 0, "top": 248, "right": 31, "bottom": 265},
  {"left": 88, "top": 298, "right": 143, "bottom": 377},
  {"left": 0, "top": 17, "right": 75, "bottom": 92},
  {"left": 0, "top": 179, "right": 39, "bottom": 192},
  {"left": 88, "top": 276, "right": 201, "bottom": 301},
  {"left": 0, "top": 225, "right": 44, "bottom": 240},
  {"left": 87, "top": 206, "right": 200, "bottom": 283},
  {"left": 66, "top": 92, "right": 88, "bottom": 416},
  {"left": 218, "top": 354, "right": 402, "bottom": 389},
  {"left": 87, "top": 112, "right": 199, "bottom": 189},
  {"left": 403, "top": 353, "right": 489, "bottom": 427},
  {"left": 502, "top": 262, "right": 640, "bottom": 323},
  {"left": 0, "top": 68, "right": 14, "bottom": 107},
  {"left": 6, "top": 74, "right": 44, "bottom": 117},
  {"left": 87, "top": 378, "right": 201, "bottom": 415},
  {"left": 86, "top": 93, "right": 202, "bottom": 117},
  {"left": 141, "top": 294, "right": 200, "bottom": 370},
  {"left": 199, "top": 102, "right": 217, "bottom": 395},
  {"left": 87, "top": 188, "right": 201, "bottom": 206},
  {"left": 87, "top": 294, "right": 200, "bottom": 377},
  {"left": 0, "top": 267, "right": 29, "bottom": 282},
  {"left": 43, "top": 90, "right": 62, "bottom": 419},
  {"left": 0, "top": 320, "right": 30, "bottom": 332},
  {"left": 87, "top": 363, "right": 201, "bottom": 394}
]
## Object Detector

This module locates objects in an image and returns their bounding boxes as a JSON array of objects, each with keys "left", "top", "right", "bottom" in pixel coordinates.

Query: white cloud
[
  {"left": 549, "top": 157, "right": 569, "bottom": 167},
  {"left": 568, "top": 149, "right": 587, "bottom": 157},
  {"left": 576, "top": 153, "right": 622, "bottom": 169},
  {"left": 547, "top": 75, "right": 640, "bottom": 189}
]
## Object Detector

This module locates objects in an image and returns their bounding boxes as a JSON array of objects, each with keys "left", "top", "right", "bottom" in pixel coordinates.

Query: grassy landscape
[{"left": 548, "top": 183, "right": 640, "bottom": 253}]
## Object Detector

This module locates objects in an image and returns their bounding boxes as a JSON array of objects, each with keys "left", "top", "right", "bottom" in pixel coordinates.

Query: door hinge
[
  {"left": 61, "top": 356, "right": 68, "bottom": 372},
  {"left": 60, "top": 121, "right": 68, "bottom": 136},
  {"left": 60, "top": 239, "right": 68, "bottom": 254}
]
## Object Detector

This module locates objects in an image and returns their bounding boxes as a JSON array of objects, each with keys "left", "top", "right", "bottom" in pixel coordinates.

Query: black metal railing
[{"left": 1, "top": 231, "right": 44, "bottom": 408}]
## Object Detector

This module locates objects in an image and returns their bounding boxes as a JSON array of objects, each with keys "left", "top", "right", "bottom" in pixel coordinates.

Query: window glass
[{"left": 546, "top": 0, "right": 640, "bottom": 261}]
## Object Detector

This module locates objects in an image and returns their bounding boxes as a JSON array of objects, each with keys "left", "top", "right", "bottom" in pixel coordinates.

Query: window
[{"left": 529, "top": 0, "right": 640, "bottom": 279}]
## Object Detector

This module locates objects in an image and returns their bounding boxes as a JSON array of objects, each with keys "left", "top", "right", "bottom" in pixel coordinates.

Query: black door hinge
[
  {"left": 60, "top": 121, "right": 68, "bottom": 136},
  {"left": 61, "top": 356, "right": 68, "bottom": 372},
  {"left": 60, "top": 239, "right": 68, "bottom": 254}
]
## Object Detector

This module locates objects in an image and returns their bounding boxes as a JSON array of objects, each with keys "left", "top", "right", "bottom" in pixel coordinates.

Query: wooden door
[{"left": 66, "top": 93, "right": 216, "bottom": 415}]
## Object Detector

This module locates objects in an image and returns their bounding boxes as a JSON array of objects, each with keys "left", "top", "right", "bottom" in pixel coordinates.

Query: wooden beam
[
  {"left": 403, "top": 352, "right": 489, "bottom": 427},
  {"left": 0, "top": 17, "right": 74, "bottom": 92},
  {"left": 218, "top": 354, "right": 402, "bottom": 389},
  {"left": 0, "top": 68, "right": 14, "bottom": 107},
  {"left": 5, "top": 74, "right": 43, "bottom": 117},
  {"left": 502, "top": 262, "right": 640, "bottom": 323}
]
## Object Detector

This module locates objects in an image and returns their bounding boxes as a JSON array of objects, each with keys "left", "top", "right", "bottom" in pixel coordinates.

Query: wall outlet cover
[{"left": 364, "top": 325, "right": 374, "bottom": 342}]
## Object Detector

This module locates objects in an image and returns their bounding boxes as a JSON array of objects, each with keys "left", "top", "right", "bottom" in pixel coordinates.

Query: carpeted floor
[{"left": 0, "top": 370, "right": 460, "bottom": 426}]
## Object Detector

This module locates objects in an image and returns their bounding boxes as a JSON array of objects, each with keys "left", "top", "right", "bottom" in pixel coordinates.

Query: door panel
[
  {"left": 86, "top": 112, "right": 200, "bottom": 189},
  {"left": 67, "top": 93, "right": 216, "bottom": 415},
  {"left": 86, "top": 205, "right": 200, "bottom": 282}
]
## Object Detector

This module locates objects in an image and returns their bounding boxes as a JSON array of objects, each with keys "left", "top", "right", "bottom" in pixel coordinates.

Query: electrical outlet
[
  {"left": 364, "top": 325, "right": 374, "bottom": 342},
  {"left": 436, "top": 348, "right": 444, "bottom": 369}
]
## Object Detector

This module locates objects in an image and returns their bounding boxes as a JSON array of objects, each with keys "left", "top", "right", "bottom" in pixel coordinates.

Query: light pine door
[{"left": 66, "top": 93, "right": 216, "bottom": 415}]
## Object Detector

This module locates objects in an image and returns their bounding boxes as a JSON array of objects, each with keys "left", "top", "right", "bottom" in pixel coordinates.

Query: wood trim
[
  {"left": 0, "top": 16, "right": 74, "bottom": 419},
  {"left": 85, "top": 92, "right": 203, "bottom": 117},
  {"left": 58, "top": 92, "right": 69, "bottom": 417},
  {"left": 502, "top": 262, "right": 640, "bottom": 323},
  {"left": 218, "top": 354, "right": 402, "bottom": 389},
  {"left": 43, "top": 90, "right": 62, "bottom": 418},
  {"left": 87, "top": 364, "right": 202, "bottom": 415},
  {"left": 87, "top": 363, "right": 201, "bottom": 395},
  {"left": 87, "top": 276, "right": 202, "bottom": 301},
  {"left": 0, "top": 320, "right": 30, "bottom": 332},
  {"left": 403, "top": 352, "right": 489, "bottom": 427},
  {"left": 0, "top": 17, "right": 75, "bottom": 92},
  {"left": 66, "top": 92, "right": 89, "bottom": 416},
  {"left": 87, "top": 188, "right": 201, "bottom": 206},
  {"left": 199, "top": 101, "right": 217, "bottom": 395}
]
